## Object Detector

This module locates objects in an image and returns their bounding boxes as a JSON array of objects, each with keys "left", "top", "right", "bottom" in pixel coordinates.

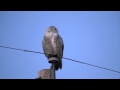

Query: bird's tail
[{"left": 55, "top": 59, "right": 62, "bottom": 70}]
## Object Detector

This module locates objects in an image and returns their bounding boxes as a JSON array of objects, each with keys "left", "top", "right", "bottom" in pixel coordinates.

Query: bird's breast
[{"left": 51, "top": 36, "right": 55, "bottom": 51}]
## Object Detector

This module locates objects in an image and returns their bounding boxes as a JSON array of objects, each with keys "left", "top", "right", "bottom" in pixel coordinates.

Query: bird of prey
[{"left": 42, "top": 26, "right": 64, "bottom": 71}]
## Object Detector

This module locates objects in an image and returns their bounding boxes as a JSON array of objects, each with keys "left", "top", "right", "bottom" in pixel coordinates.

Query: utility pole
[
  {"left": 36, "top": 57, "right": 59, "bottom": 79},
  {"left": 49, "top": 57, "right": 59, "bottom": 79},
  {"left": 37, "top": 69, "right": 51, "bottom": 79}
]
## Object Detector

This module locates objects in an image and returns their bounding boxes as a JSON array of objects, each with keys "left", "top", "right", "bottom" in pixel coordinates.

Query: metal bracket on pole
[{"left": 48, "top": 57, "right": 59, "bottom": 79}]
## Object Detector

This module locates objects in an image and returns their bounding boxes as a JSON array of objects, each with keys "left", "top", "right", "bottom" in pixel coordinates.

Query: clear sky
[{"left": 0, "top": 11, "right": 120, "bottom": 79}]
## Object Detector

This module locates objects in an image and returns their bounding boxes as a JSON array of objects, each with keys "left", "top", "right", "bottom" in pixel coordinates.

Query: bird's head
[
  {"left": 44, "top": 26, "right": 59, "bottom": 37},
  {"left": 48, "top": 26, "right": 58, "bottom": 33}
]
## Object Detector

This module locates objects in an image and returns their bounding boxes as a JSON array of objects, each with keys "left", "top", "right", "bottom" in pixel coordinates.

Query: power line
[
  {"left": 0, "top": 45, "right": 120, "bottom": 74},
  {"left": 0, "top": 46, "right": 45, "bottom": 54},
  {"left": 62, "top": 57, "right": 120, "bottom": 73}
]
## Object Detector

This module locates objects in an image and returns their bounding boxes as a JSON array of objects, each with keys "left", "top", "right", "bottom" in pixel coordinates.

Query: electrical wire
[{"left": 0, "top": 45, "right": 120, "bottom": 74}]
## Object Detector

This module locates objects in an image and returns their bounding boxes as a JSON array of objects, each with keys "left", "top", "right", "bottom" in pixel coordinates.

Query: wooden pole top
[{"left": 38, "top": 69, "right": 51, "bottom": 79}]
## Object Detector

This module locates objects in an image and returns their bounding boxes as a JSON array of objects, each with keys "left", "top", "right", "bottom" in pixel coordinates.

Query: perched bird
[{"left": 42, "top": 26, "right": 64, "bottom": 70}]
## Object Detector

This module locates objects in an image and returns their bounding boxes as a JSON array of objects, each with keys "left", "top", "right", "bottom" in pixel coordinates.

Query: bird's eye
[{"left": 48, "top": 31, "right": 50, "bottom": 33}]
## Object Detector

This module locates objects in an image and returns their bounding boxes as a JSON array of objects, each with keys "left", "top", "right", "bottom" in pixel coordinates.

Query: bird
[{"left": 42, "top": 26, "right": 64, "bottom": 71}]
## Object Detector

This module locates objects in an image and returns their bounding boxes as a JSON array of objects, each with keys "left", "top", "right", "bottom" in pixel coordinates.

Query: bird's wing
[
  {"left": 42, "top": 36, "right": 47, "bottom": 55},
  {"left": 59, "top": 35, "right": 64, "bottom": 56},
  {"left": 53, "top": 34, "right": 64, "bottom": 59},
  {"left": 52, "top": 34, "right": 64, "bottom": 69},
  {"left": 42, "top": 36, "right": 54, "bottom": 58}
]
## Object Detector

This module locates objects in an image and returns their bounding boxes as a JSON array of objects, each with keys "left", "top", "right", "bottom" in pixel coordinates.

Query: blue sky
[{"left": 0, "top": 11, "right": 120, "bottom": 79}]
